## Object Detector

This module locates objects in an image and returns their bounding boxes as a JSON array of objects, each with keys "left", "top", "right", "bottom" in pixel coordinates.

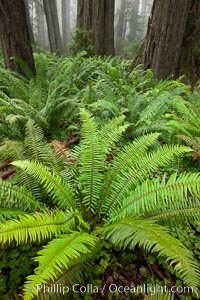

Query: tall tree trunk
[
  {"left": 179, "top": 1, "right": 200, "bottom": 86},
  {"left": 77, "top": 0, "right": 93, "bottom": 30},
  {"left": 0, "top": 0, "right": 35, "bottom": 74},
  {"left": 76, "top": 0, "right": 115, "bottom": 56},
  {"left": 24, "top": 0, "right": 35, "bottom": 44},
  {"left": 140, "top": 0, "right": 148, "bottom": 37},
  {"left": 103, "top": 0, "right": 115, "bottom": 55},
  {"left": 43, "top": 0, "right": 64, "bottom": 55},
  {"left": 130, "top": 0, "right": 200, "bottom": 85},
  {"left": 128, "top": 0, "right": 140, "bottom": 41},
  {"left": 116, "top": 0, "right": 127, "bottom": 50},
  {"left": 62, "top": 0, "right": 71, "bottom": 48},
  {"left": 35, "top": 0, "right": 48, "bottom": 48},
  {"left": 92, "top": 0, "right": 105, "bottom": 55}
]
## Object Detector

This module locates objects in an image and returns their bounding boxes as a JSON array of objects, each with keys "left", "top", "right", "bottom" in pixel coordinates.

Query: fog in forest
[{"left": 26, "top": 0, "right": 153, "bottom": 57}]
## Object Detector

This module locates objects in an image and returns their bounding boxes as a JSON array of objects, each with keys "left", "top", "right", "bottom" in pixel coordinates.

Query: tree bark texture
[
  {"left": 116, "top": 0, "right": 126, "bottom": 42},
  {"left": 35, "top": 0, "right": 48, "bottom": 48},
  {"left": 103, "top": 0, "right": 115, "bottom": 55},
  {"left": 62, "top": 0, "right": 71, "bottom": 47},
  {"left": 128, "top": 0, "right": 140, "bottom": 41},
  {"left": 43, "top": 0, "right": 64, "bottom": 55},
  {"left": 77, "top": 0, "right": 115, "bottom": 56},
  {"left": 24, "top": 0, "right": 35, "bottom": 44},
  {"left": 77, "top": 0, "right": 93, "bottom": 30},
  {"left": 130, "top": 0, "right": 200, "bottom": 85},
  {"left": 0, "top": 0, "right": 35, "bottom": 74}
]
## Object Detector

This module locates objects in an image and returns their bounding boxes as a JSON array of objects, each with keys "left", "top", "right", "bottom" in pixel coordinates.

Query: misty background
[{"left": 26, "top": 0, "right": 153, "bottom": 58}]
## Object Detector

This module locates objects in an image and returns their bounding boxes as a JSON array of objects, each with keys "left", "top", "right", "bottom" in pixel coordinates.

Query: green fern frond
[
  {"left": 0, "top": 67, "right": 28, "bottom": 99},
  {"left": 138, "top": 90, "right": 173, "bottom": 124},
  {"left": 0, "top": 210, "right": 76, "bottom": 244},
  {"left": 0, "top": 178, "right": 43, "bottom": 211},
  {"left": 40, "top": 86, "right": 64, "bottom": 120},
  {"left": 101, "top": 143, "right": 191, "bottom": 215},
  {"left": 168, "top": 120, "right": 192, "bottom": 137},
  {"left": 98, "top": 133, "right": 160, "bottom": 213},
  {"left": 23, "top": 232, "right": 97, "bottom": 300},
  {"left": 101, "top": 219, "right": 200, "bottom": 292},
  {"left": 171, "top": 100, "right": 200, "bottom": 128},
  {"left": 0, "top": 90, "right": 13, "bottom": 103},
  {"left": 24, "top": 120, "right": 65, "bottom": 173},
  {"left": 3, "top": 136, "right": 45, "bottom": 201},
  {"left": 37, "top": 261, "right": 86, "bottom": 300},
  {"left": 107, "top": 172, "right": 200, "bottom": 223},
  {"left": 88, "top": 99, "right": 120, "bottom": 119},
  {"left": 135, "top": 121, "right": 170, "bottom": 135},
  {"left": 0, "top": 140, "right": 24, "bottom": 161},
  {"left": 99, "top": 115, "right": 129, "bottom": 153},
  {"left": 76, "top": 109, "right": 106, "bottom": 213},
  {"left": 24, "top": 119, "right": 45, "bottom": 161},
  {"left": 34, "top": 53, "right": 49, "bottom": 104},
  {"left": 12, "top": 160, "right": 76, "bottom": 210},
  {"left": 0, "top": 208, "right": 26, "bottom": 221},
  {"left": 47, "top": 97, "right": 79, "bottom": 122},
  {"left": 11, "top": 56, "right": 34, "bottom": 80}
]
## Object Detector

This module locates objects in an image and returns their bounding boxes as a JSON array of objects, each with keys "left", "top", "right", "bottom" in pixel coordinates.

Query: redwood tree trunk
[
  {"left": 0, "top": 0, "right": 35, "bottom": 74},
  {"left": 35, "top": 0, "right": 48, "bottom": 49},
  {"left": 62, "top": 0, "right": 71, "bottom": 47},
  {"left": 130, "top": 0, "right": 200, "bottom": 85},
  {"left": 103, "top": 0, "right": 115, "bottom": 55},
  {"left": 77, "top": 0, "right": 93, "bottom": 30},
  {"left": 128, "top": 0, "right": 140, "bottom": 41},
  {"left": 116, "top": 0, "right": 126, "bottom": 44},
  {"left": 24, "top": 0, "right": 35, "bottom": 44},
  {"left": 43, "top": 0, "right": 64, "bottom": 55},
  {"left": 76, "top": 0, "right": 115, "bottom": 56}
]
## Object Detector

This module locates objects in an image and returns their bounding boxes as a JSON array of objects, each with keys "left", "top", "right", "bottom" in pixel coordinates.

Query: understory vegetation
[{"left": 0, "top": 52, "right": 200, "bottom": 300}]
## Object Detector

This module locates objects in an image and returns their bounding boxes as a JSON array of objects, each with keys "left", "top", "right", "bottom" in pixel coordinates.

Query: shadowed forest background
[{"left": 0, "top": 1, "right": 200, "bottom": 300}]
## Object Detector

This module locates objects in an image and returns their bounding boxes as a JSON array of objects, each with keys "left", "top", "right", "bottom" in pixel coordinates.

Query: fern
[
  {"left": 23, "top": 232, "right": 97, "bottom": 300},
  {"left": 0, "top": 210, "right": 76, "bottom": 244},
  {"left": 0, "top": 178, "right": 43, "bottom": 211},
  {"left": 75, "top": 109, "right": 106, "bottom": 214},
  {"left": 12, "top": 160, "right": 76, "bottom": 210},
  {"left": 0, "top": 109, "right": 200, "bottom": 299},
  {"left": 99, "top": 114, "right": 129, "bottom": 153},
  {"left": 0, "top": 54, "right": 80, "bottom": 138},
  {"left": 100, "top": 143, "right": 191, "bottom": 215},
  {"left": 100, "top": 220, "right": 200, "bottom": 293},
  {"left": 107, "top": 172, "right": 200, "bottom": 224}
]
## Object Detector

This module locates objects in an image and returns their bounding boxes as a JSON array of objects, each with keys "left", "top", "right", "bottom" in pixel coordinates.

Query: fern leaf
[
  {"left": 98, "top": 133, "right": 160, "bottom": 213},
  {"left": 23, "top": 232, "right": 97, "bottom": 300},
  {"left": 101, "top": 219, "right": 200, "bottom": 292},
  {"left": 12, "top": 160, "right": 76, "bottom": 210},
  {"left": 0, "top": 178, "right": 43, "bottom": 211},
  {"left": 24, "top": 120, "right": 66, "bottom": 173},
  {"left": 76, "top": 109, "right": 106, "bottom": 213},
  {"left": 99, "top": 115, "right": 129, "bottom": 153},
  {"left": 0, "top": 208, "right": 26, "bottom": 221},
  {"left": 0, "top": 210, "right": 76, "bottom": 244},
  {"left": 101, "top": 143, "right": 191, "bottom": 215},
  {"left": 108, "top": 172, "right": 200, "bottom": 224}
]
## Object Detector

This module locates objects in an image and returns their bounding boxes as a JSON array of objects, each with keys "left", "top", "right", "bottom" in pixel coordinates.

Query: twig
[
  {"left": 63, "top": 136, "right": 81, "bottom": 147},
  {"left": 0, "top": 168, "right": 15, "bottom": 179},
  {"left": 0, "top": 159, "right": 12, "bottom": 170}
]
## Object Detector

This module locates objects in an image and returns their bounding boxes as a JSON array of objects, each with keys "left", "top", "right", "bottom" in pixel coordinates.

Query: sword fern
[{"left": 0, "top": 109, "right": 199, "bottom": 299}]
